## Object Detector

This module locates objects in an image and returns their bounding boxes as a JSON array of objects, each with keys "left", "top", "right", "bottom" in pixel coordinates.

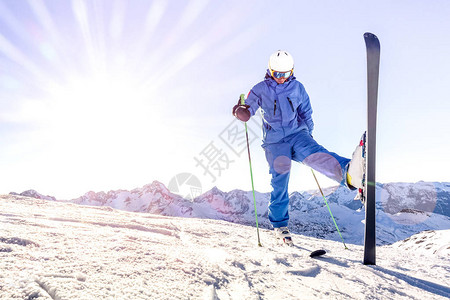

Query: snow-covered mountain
[
  {"left": 72, "top": 181, "right": 192, "bottom": 217},
  {"left": 1, "top": 195, "right": 449, "bottom": 299},
  {"left": 9, "top": 189, "right": 56, "bottom": 201},
  {"left": 11, "top": 181, "right": 450, "bottom": 246},
  {"left": 66, "top": 181, "right": 450, "bottom": 246},
  {"left": 380, "top": 182, "right": 450, "bottom": 218},
  {"left": 70, "top": 181, "right": 450, "bottom": 215}
]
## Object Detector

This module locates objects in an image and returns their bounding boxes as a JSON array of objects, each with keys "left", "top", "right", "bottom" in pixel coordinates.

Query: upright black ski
[{"left": 363, "top": 32, "right": 380, "bottom": 265}]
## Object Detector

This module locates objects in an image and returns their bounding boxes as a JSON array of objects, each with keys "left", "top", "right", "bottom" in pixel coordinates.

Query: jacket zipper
[
  {"left": 274, "top": 100, "right": 277, "bottom": 115},
  {"left": 287, "top": 97, "right": 294, "bottom": 112}
]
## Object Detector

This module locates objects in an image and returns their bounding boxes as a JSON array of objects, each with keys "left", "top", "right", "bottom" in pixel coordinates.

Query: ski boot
[
  {"left": 347, "top": 132, "right": 367, "bottom": 204},
  {"left": 275, "top": 227, "right": 293, "bottom": 246}
]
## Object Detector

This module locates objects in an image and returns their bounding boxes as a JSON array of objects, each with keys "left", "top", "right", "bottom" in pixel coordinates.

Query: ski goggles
[{"left": 270, "top": 69, "right": 293, "bottom": 79}]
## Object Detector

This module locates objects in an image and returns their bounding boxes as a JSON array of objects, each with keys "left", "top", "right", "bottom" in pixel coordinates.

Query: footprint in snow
[{"left": 287, "top": 265, "right": 321, "bottom": 277}]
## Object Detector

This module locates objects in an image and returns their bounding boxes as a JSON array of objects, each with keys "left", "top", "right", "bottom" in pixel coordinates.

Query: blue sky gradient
[{"left": 1, "top": 0, "right": 449, "bottom": 199}]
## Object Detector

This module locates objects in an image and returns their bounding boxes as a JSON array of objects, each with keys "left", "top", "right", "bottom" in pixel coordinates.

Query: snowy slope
[{"left": 0, "top": 195, "right": 449, "bottom": 299}]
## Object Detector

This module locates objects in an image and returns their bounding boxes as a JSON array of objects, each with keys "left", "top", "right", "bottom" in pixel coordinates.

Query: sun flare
[{"left": 0, "top": 0, "right": 265, "bottom": 198}]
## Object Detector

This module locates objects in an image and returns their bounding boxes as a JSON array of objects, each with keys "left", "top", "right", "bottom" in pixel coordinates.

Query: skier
[{"left": 232, "top": 50, "right": 364, "bottom": 245}]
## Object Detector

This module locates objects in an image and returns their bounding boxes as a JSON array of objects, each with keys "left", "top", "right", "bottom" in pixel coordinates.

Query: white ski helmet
[{"left": 268, "top": 50, "right": 294, "bottom": 72}]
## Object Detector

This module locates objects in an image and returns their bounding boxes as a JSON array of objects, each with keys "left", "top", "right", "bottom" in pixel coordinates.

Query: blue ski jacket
[{"left": 245, "top": 70, "right": 314, "bottom": 145}]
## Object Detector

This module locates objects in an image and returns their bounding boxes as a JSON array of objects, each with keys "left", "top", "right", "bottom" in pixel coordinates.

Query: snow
[{"left": 1, "top": 195, "right": 449, "bottom": 299}]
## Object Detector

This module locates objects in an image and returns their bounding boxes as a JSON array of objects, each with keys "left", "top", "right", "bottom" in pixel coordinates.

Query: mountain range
[{"left": 10, "top": 181, "right": 450, "bottom": 246}]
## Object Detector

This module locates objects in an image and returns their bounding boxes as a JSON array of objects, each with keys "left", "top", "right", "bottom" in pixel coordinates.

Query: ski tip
[
  {"left": 364, "top": 32, "right": 381, "bottom": 50},
  {"left": 310, "top": 249, "right": 326, "bottom": 258},
  {"left": 364, "top": 32, "right": 377, "bottom": 38},
  {"left": 364, "top": 32, "right": 380, "bottom": 46}
]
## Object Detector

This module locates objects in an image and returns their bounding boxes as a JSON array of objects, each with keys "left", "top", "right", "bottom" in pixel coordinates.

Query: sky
[{"left": 1, "top": 0, "right": 450, "bottom": 200}]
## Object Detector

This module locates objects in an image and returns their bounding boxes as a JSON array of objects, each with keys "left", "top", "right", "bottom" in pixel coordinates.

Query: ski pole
[
  {"left": 240, "top": 94, "right": 262, "bottom": 247},
  {"left": 311, "top": 169, "right": 348, "bottom": 249}
]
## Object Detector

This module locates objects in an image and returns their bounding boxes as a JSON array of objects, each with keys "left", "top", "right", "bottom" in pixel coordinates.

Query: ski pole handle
[{"left": 240, "top": 94, "right": 245, "bottom": 105}]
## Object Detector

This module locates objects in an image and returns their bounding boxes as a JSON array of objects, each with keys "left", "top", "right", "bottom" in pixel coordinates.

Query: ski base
[{"left": 354, "top": 131, "right": 367, "bottom": 205}]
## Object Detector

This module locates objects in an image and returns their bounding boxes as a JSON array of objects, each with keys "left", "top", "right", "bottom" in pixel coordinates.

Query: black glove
[{"left": 232, "top": 104, "right": 251, "bottom": 122}]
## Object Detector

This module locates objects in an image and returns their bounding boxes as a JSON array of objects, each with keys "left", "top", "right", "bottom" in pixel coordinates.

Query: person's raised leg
[{"left": 291, "top": 131, "right": 350, "bottom": 186}]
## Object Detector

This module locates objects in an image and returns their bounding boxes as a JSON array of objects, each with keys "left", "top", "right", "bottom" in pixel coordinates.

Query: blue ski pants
[{"left": 262, "top": 130, "right": 350, "bottom": 228}]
